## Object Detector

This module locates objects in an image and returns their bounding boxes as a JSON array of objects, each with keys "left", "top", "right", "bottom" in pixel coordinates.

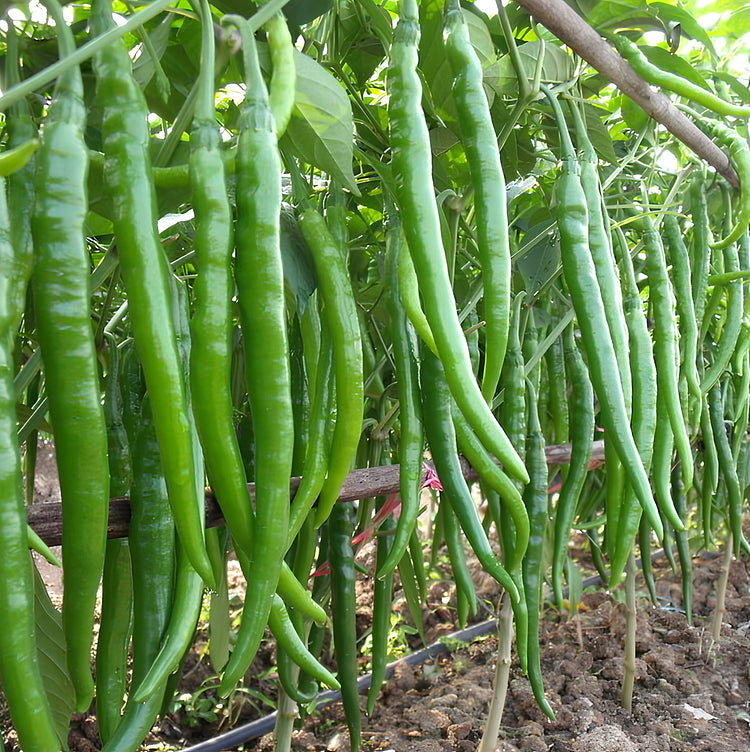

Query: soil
[{"left": 5, "top": 441, "right": 750, "bottom": 752}]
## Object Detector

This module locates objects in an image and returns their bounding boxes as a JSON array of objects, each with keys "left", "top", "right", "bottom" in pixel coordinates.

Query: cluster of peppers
[{"left": 3, "top": 1, "right": 750, "bottom": 752}]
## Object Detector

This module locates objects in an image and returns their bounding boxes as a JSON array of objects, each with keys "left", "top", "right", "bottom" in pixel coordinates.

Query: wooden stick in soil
[
  {"left": 478, "top": 591, "right": 514, "bottom": 752},
  {"left": 710, "top": 532, "right": 734, "bottom": 643},
  {"left": 621, "top": 552, "right": 637, "bottom": 713},
  {"left": 27, "top": 440, "right": 606, "bottom": 547}
]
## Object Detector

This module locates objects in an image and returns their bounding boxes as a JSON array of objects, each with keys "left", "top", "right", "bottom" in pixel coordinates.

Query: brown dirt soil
[{"left": 5, "top": 441, "right": 750, "bottom": 752}]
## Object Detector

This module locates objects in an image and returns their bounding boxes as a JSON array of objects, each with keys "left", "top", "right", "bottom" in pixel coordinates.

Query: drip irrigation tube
[
  {"left": 182, "top": 554, "right": 682, "bottom": 752},
  {"left": 183, "top": 619, "right": 500, "bottom": 752}
]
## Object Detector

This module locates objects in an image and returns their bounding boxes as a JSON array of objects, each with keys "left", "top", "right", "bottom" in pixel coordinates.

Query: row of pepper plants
[{"left": 1, "top": 0, "right": 749, "bottom": 750}]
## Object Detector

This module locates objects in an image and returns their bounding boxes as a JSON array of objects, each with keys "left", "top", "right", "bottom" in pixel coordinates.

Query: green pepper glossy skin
[
  {"left": 1, "top": 171, "right": 61, "bottom": 750},
  {"left": 91, "top": 0, "right": 214, "bottom": 587},
  {"left": 218, "top": 17, "right": 293, "bottom": 695},
  {"left": 444, "top": 0, "right": 511, "bottom": 403},
  {"left": 32, "top": 0, "right": 109, "bottom": 712},
  {"left": 388, "top": 0, "right": 527, "bottom": 486},
  {"left": 329, "top": 500, "right": 362, "bottom": 752}
]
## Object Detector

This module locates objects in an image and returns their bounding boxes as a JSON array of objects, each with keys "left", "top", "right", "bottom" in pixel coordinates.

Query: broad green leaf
[
  {"left": 496, "top": 42, "right": 575, "bottom": 93},
  {"left": 465, "top": 9, "right": 500, "bottom": 103},
  {"left": 585, "top": 0, "right": 650, "bottom": 30},
  {"left": 641, "top": 44, "right": 712, "bottom": 91},
  {"left": 281, "top": 50, "right": 359, "bottom": 194},
  {"left": 280, "top": 204, "right": 318, "bottom": 314},
  {"left": 33, "top": 561, "right": 74, "bottom": 750},
  {"left": 517, "top": 220, "right": 560, "bottom": 297}
]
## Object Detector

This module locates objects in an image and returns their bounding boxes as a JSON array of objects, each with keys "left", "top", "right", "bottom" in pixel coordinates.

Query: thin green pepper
[
  {"left": 91, "top": 0, "right": 214, "bottom": 587},
  {"left": 377, "top": 202, "right": 425, "bottom": 577},
  {"left": 388, "top": 0, "right": 527, "bottom": 485},
  {"left": 444, "top": 0, "right": 511, "bottom": 402},
  {"left": 0, "top": 160, "right": 61, "bottom": 752},
  {"left": 329, "top": 500, "right": 362, "bottom": 752},
  {"left": 551, "top": 325, "right": 594, "bottom": 609},
  {"left": 543, "top": 86, "right": 662, "bottom": 540},
  {"left": 219, "top": 15, "right": 294, "bottom": 693},
  {"left": 32, "top": 0, "right": 109, "bottom": 711},
  {"left": 188, "top": 0, "right": 253, "bottom": 558}
]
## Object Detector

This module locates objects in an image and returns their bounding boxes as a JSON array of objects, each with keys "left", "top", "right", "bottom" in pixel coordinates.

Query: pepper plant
[{"left": 1, "top": 1, "right": 750, "bottom": 751}]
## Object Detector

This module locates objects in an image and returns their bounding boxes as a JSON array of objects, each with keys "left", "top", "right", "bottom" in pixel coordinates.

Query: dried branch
[
  {"left": 27, "top": 440, "right": 606, "bottom": 547},
  {"left": 514, "top": 0, "right": 739, "bottom": 188}
]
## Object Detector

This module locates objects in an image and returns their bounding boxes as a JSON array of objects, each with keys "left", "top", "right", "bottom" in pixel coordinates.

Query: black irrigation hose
[
  {"left": 184, "top": 619, "right": 500, "bottom": 752},
  {"left": 184, "top": 548, "right": 683, "bottom": 752}
]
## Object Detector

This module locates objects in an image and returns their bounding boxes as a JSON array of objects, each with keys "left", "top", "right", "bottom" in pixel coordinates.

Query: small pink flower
[{"left": 420, "top": 461, "right": 443, "bottom": 491}]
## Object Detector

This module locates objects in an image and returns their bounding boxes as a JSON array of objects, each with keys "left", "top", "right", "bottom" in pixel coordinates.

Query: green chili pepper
[
  {"left": 544, "top": 330, "right": 569, "bottom": 445},
  {"left": 701, "top": 233, "right": 744, "bottom": 394},
  {"left": 569, "top": 103, "right": 631, "bottom": 413},
  {"left": 444, "top": 0, "right": 511, "bottom": 402},
  {"left": 388, "top": 0, "right": 527, "bottom": 485},
  {"left": 440, "top": 497, "right": 477, "bottom": 628},
  {"left": 705, "top": 122, "right": 750, "bottom": 251},
  {"left": 0, "top": 173, "right": 61, "bottom": 752},
  {"left": 640, "top": 216, "right": 692, "bottom": 493},
  {"left": 367, "top": 509, "right": 395, "bottom": 715},
  {"left": 663, "top": 213, "right": 701, "bottom": 426},
  {"left": 708, "top": 383, "right": 746, "bottom": 555},
  {"left": 670, "top": 463, "right": 692, "bottom": 624},
  {"left": 521, "top": 380, "right": 555, "bottom": 719},
  {"left": 288, "top": 316, "right": 334, "bottom": 543},
  {"left": 551, "top": 325, "right": 594, "bottom": 609},
  {"left": 542, "top": 86, "right": 662, "bottom": 541},
  {"left": 690, "top": 169, "right": 712, "bottom": 338},
  {"left": 91, "top": 0, "right": 214, "bottom": 587},
  {"left": 699, "top": 396, "right": 719, "bottom": 547},
  {"left": 188, "top": 0, "right": 253, "bottom": 558},
  {"left": 452, "top": 408, "right": 529, "bottom": 572},
  {"left": 397, "top": 231, "right": 438, "bottom": 356},
  {"left": 295, "top": 202, "right": 363, "bottom": 529},
  {"left": 329, "top": 500, "right": 362, "bottom": 752},
  {"left": 613, "top": 34, "right": 750, "bottom": 119},
  {"left": 97, "top": 339, "right": 134, "bottom": 743},
  {"left": 266, "top": 11, "right": 295, "bottom": 138},
  {"left": 377, "top": 203, "right": 425, "bottom": 577},
  {"left": 5, "top": 22, "right": 37, "bottom": 333},
  {"left": 608, "top": 228, "right": 657, "bottom": 587},
  {"left": 420, "top": 347, "right": 519, "bottom": 601},
  {"left": 218, "top": 14, "right": 294, "bottom": 694},
  {"left": 32, "top": 0, "right": 109, "bottom": 712}
]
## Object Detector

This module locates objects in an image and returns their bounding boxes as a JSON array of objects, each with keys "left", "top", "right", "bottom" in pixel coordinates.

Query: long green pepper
[
  {"left": 388, "top": 0, "right": 527, "bottom": 485},
  {"left": 543, "top": 87, "right": 662, "bottom": 540},
  {"left": 377, "top": 204, "right": 425, "bottom": 577},
  {"left": 219, "top": 15, "right": 294, "bottom": 695},
  {"left": 32, "top": 0, "right": 109, "bottom": 712},
  {"left": 91, "top": 0, "right": 214, "bottom": 587},
  {"left": 444, "top": 0, "right": 511, "bottom": 403},
  {"left": 188, "top": 0, "right": 253, "bottom": 558},
  {"left": 0, "top": 163, "right": 61, "bottom": 752}
]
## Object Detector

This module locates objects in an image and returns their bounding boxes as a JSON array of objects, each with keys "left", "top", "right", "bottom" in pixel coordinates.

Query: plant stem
[
  {"left": 710, "top": 532, "right": 733, "bottom": 643},
  {"left": 478, "top": 592, "right": 514, "bottom": 752},
  {"left": 273, "top": 687, "right": 298, "bottom": 752},
  {"left": 621, "top": 552, "right": 637, "bottom": 712}
]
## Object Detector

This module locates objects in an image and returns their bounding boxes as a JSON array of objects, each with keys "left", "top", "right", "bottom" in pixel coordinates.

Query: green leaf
[
  {"left": 496, "top": 41, "right": 575, "bottom": 93},
  {"left": 465, "top": 10, "right": 501, "bottom": 103},
  {"left": 640, "top": 44, "right": 712, "bottom": 92},
  {"left": 280, "top": 204, "right": 318, "bottom": 314},
  {"left": 281, "top": 50, "right": 359, "bottom": 194},
  {"left": 33, "top": 561, "right": 74, "bottom": 750}
]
